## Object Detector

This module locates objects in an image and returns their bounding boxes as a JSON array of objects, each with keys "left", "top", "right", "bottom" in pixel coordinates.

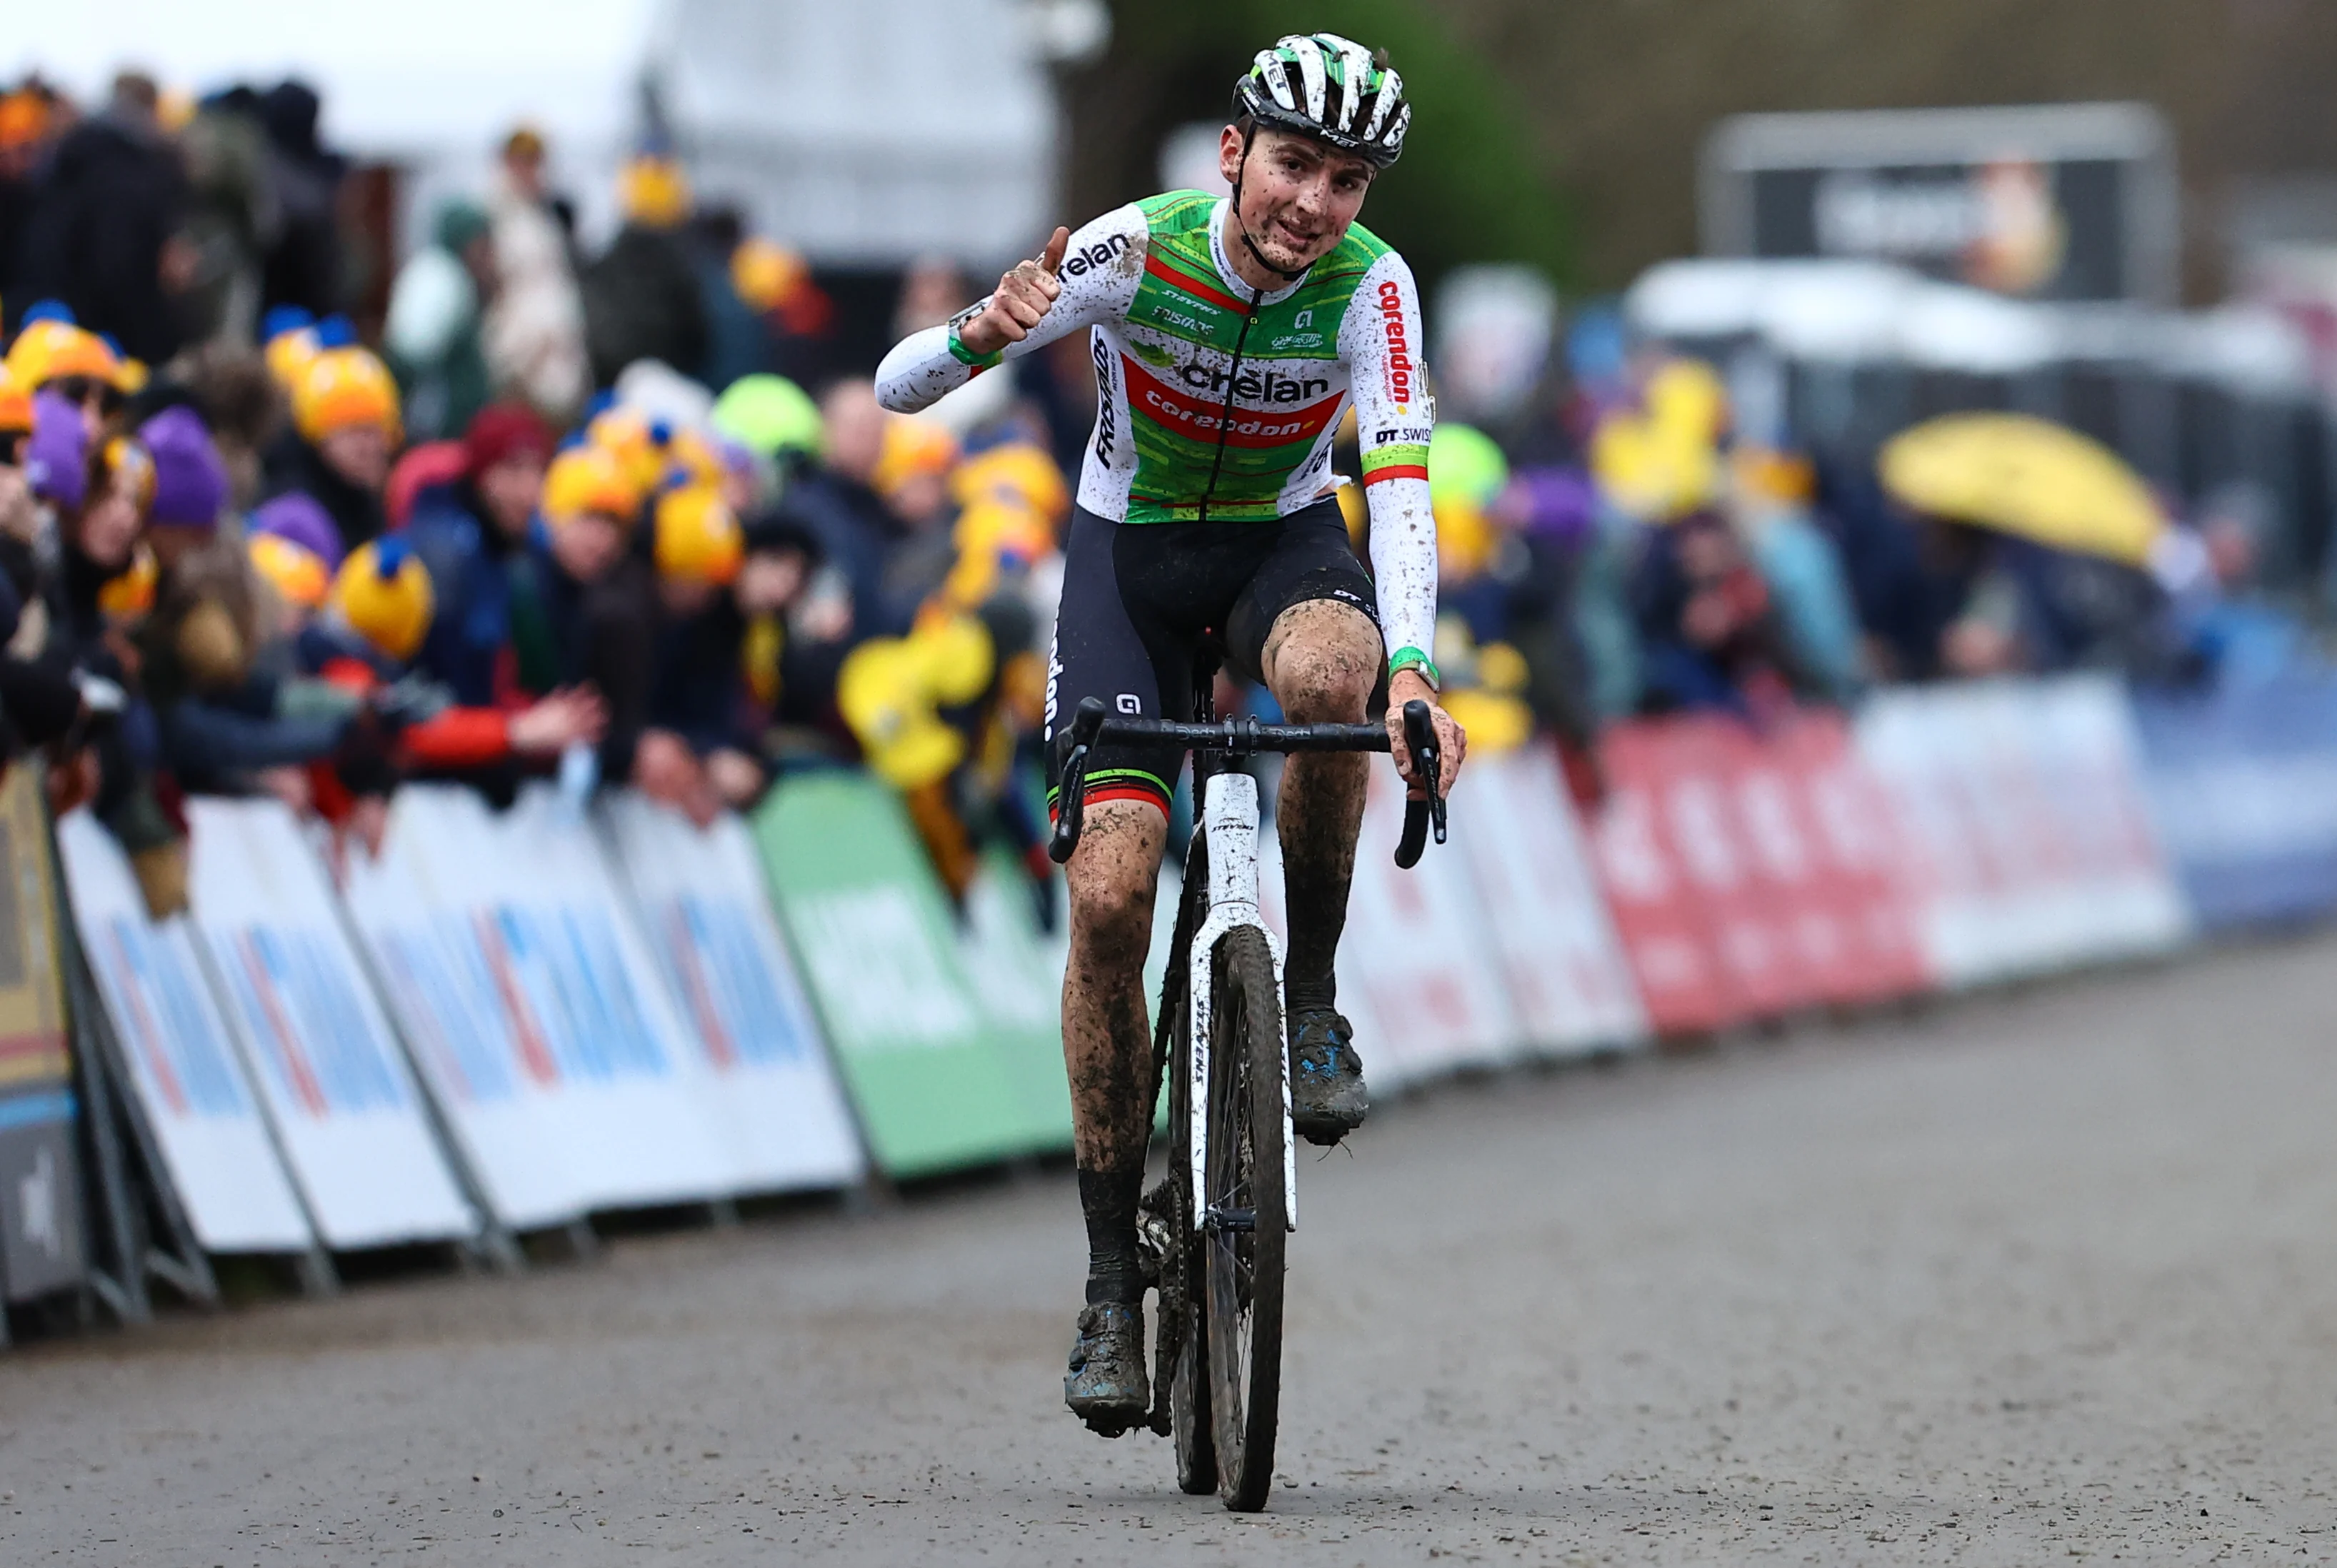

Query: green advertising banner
[
  {"left": 959, "top": 854, "right": 1074, "bottom": 1150},
  {"left": 753, "top": 775, "right": 1067, "bottom": 1177}
]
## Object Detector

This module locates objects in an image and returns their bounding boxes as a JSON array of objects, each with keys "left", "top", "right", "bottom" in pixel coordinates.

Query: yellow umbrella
[{"left": 1877, "top": 413, "right": 2163, "bottom": 566}]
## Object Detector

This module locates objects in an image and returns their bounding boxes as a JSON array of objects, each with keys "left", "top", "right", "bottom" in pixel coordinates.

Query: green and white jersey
[{"left": 876, "top": 191, "right": 1437, "bottom": 662}]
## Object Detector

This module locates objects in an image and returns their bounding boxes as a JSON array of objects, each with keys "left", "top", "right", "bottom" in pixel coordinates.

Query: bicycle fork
[{"left": 1184, "top": 770, "right": 1299, "bottom": 1238}]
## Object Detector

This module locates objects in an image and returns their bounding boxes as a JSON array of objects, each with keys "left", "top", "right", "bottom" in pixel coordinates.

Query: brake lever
[
  {"left": 1393, "top": 698, "right": 1443, "bottom": 868},
  {"left": 1047, "top": 698, "right": 1111, "bottom": 864}
]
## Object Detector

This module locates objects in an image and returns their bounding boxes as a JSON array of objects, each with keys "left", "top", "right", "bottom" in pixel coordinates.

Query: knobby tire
[
  {"left": 1157, "top": 838, "right": 1216, "bottom": 1494},
  {"left": 1206, "top": 924, "right": 1286, "bottom": 1511}
]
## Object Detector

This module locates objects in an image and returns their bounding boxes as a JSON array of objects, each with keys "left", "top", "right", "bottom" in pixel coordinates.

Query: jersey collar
[{"left": 1208, "top": 198, "right": 1313, "bottom": 307}]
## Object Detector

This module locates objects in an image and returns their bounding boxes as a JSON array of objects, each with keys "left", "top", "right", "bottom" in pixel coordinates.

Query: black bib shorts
[{"left": 1044, "top": 495, "right": 1382, "bottom": 815}]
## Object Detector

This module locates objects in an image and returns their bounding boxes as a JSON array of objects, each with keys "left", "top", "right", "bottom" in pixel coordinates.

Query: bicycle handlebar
[{"left": 1047, "top": 696, "right": 1448, "bottom": 868}]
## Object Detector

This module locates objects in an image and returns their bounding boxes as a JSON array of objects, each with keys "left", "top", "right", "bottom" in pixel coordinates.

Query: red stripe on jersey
[
  {"left": 1121, "top": 356, "right": 1344, "bottom": 451},
  {"left": 1144, "top": 254, "right": 1247, "bottom": 314},
  {"left": 1362, "top": 463, "right": 1429, "bottom": 486}
]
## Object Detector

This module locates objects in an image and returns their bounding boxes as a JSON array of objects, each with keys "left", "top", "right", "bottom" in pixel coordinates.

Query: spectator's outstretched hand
[
  {"left": 509, "top": 687, "right": 609, "bottom": 755},
  {"left": 632, "top": 728, "right": 719, "bottom": 828}
]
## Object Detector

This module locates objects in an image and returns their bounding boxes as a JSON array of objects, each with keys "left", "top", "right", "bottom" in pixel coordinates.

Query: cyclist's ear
[{"left": 1040, "top": 226, "right": 1071, "bottom": 276}]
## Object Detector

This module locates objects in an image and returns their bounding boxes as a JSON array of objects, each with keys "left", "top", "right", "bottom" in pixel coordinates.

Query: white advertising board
[
  {"left": 341, "top": 785, "right": 742, "bottom": 1220},
  {"left": 1855, "top": 676, "right": 2190, "bottom": 985},
  {"left": 184, "top": 798, "right": 475, "bottom": 1248},
  {"left": 55, "top": 811, "right": 313, "bottom": 1254},
  {"left": 600, "top": 793, "right": 864, "bottom": 1193}
]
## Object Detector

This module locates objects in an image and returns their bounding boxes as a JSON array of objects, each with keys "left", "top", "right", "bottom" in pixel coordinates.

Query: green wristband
[
  {"left": 1387, "top": 647, "right": 1441, "bottom": 692},
  {"left": 945, "top": 303, "right": 1004, "bottom": 369}
]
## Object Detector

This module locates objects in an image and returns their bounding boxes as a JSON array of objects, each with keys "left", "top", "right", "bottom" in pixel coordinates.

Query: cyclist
[{"left": 876, "top": 31, "right": 1466, "bottom": 1435}]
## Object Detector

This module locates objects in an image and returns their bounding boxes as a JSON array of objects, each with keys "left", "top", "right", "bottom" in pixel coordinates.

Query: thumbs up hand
[{"left": 954, "top": 226, "right": 1073, "bottom": 358}]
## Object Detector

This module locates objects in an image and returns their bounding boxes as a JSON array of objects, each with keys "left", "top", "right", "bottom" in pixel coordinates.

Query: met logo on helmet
[{"left": 1378, "top": 279, "right": 1412, "bottom": 404}]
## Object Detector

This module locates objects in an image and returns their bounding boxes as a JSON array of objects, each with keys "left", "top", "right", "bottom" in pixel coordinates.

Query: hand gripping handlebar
[{"left": 1048, "top": 697, "right": 1446, "bottom": 868}]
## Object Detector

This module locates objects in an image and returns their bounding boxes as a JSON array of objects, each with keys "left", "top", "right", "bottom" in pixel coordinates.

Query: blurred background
[{"left": 5, "top": 0, "right": 2337, "bottom": 922}]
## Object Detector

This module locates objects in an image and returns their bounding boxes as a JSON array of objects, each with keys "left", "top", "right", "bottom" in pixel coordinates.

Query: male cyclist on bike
[{"left": 877, "top": 32, "right": 1466, "bottom": 1435}]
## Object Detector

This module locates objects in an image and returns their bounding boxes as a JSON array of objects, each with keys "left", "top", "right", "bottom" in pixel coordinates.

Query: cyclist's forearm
[
  {"left": 1342, "top": 249, "right": 1438, "bottom": 670},
  {"left": 1364, "top": 475, "right": 1437, "bottom": 664},
  {"left": 875, "top": 325, "right": 973, "bottom": 413}
]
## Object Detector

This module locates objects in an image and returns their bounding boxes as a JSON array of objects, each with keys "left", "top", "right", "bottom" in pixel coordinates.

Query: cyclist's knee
[
  {"left": 1066, "top": 803, "right": 1164, "bottom": 953},
  {"left": 1266, "top": 604, "right": 1378, "bottom": 723}
]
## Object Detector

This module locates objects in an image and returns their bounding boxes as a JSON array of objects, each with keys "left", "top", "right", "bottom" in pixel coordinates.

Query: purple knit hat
[
  {"left": 139, "top": 406, "right": 229, "bottom": 528},
  {"left": 249, "top": 491, "right": 344, "bottom": 571},
  {"left": 24, "top": 391, "right": 85, "bottom": 510}
]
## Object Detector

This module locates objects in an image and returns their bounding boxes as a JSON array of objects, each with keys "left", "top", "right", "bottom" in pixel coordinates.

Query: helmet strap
[{"left": 1228, "top": 123, "right": 1313, "bottom": 286}]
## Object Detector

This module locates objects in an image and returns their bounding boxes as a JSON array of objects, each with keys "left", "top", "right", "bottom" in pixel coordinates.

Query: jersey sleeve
[
  {"left": 1339, "top": 248, "right": 1438, "bottom": 668},
  {"left": 875, "top": 203, "right": 1149, "bottom": 413}
]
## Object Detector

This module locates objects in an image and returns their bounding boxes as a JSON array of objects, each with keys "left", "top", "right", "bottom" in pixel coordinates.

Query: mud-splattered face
[{"left": 1220, "top": 125, "right": 1376, "bottom": 277}]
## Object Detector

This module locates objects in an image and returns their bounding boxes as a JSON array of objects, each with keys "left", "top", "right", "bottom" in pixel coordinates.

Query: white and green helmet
[{"left": 1233, "top": 32, "right": 1411, "bottom": 168}]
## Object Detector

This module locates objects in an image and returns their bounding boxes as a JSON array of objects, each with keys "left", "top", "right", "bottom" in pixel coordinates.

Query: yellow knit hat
[
  {"left": 329, "top": 538, "right": 436, "bottom": 661},
  {"left": 874, "top": 415, "right": 961, "bottom": 503},
  {"left": 5, "top": 315, "right": 121, "bottom": 391},
  {"left": 0, "top": 366, "right": 31, "bottom": 436},
  {"left": 731, "top": 237, "right": 809, "bottom": 313},
  {"left": 264, "top": 321, "right": 320, "bottom": 391},
  {"left": 653, "top": 483, "right": 744, "bottom": 586},
  {"left": 248, "top": 532, "right": 331, "bottom": 610},
  {"left": 617, "top": 155, "right": 691, "bottom": 228},
  {"left": 950, "top": 442, "right": 1069, "bottom": 526},
  {"left": 294, "top": 346, "right": 403, "bottom": 444},
  {"left": 543, "top": 444, "right": 644, "bottom": 528},
  {"left": 585, "top": 406, "right": 675, "bottom": 493}
]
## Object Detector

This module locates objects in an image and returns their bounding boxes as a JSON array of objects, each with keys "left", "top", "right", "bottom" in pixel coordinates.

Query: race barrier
[
  {"left": 2129, "top": 670, "right": 2337, "bottom": 931},
  {"left": 1853, "top": 676, "right": 2190, "bottom": 987},
  {"left": 58, "top": 809, "right": 314, "bottom": 1256},
  {"left": 185, "top": 798, "right": 479, "bottom": 1250},
  {"left": 753, "top": 770, "right": 1071, "bottom": 1177},
  {"left": 13, "top": 668, "right": 2328, "bottom": 1335},
  {"left": 1591, "top": 709, "right": 1931, "bottom": 1034}
]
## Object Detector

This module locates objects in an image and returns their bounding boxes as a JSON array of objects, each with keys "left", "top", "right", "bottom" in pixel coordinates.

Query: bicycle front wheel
[{"left": 1204, "top": 924, "right": 1287, "bottom": 1512}]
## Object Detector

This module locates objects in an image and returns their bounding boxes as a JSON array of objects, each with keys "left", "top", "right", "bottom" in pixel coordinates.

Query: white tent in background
[{"left": 3, "top": 0, "right": 1068, "bottom": 263}]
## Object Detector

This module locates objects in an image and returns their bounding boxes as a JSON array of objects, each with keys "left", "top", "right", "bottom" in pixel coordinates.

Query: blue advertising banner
[{"left": 2130, "top": 673, "right": 2337, "bottom": 930}]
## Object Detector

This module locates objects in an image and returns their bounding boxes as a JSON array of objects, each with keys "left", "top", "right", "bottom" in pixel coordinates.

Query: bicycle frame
[
  {"left": 1183, "top": 770, "right": 1298, "bottom": 1237},
  {"left": 1046, "top": 692, "right": 1446, "bottom": 1247}
]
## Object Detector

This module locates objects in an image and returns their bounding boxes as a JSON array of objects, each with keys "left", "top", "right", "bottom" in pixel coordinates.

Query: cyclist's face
[{"left": 1223, "top": 126, "right": 1375, "bottom": 272}]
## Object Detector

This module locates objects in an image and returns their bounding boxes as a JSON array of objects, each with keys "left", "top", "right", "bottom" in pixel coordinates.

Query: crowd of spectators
[
  {"left": 0, "top": 70, "right": 1064, "bottom": 923},
  {"left": 0, "top": 66, "right": 2308, "bottom": 921},
  {"left": 1414, "top": 338, "right": 2312, "bottom": 792}
]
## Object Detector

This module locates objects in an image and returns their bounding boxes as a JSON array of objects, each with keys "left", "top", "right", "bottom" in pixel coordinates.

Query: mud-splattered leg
[
  {"left": 1061, "top": 799, "right": 1167, "bottom": 1303},
  {"left": 1263, "top": 599, "right": 1381, "bottom": 1008}
]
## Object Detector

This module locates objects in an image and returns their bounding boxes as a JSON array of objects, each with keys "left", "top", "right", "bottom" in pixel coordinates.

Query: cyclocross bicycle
[{"left": 1049, "top": 665, "right": 1446, "bottom": 1512}]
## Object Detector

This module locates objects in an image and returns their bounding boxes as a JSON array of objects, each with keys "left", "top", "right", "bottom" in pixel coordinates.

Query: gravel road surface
[{"left": 7, "top": 934, "right": 2337, "bottom": 1564}]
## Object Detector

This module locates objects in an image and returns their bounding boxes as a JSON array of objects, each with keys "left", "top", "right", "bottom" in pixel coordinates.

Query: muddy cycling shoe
[
  {"left": 1289, "top": 1007, "right": 1368, "bottom": 1146},
  {"left": 1064, "top": 1300, "right": 1150, "bottom": 1437}
]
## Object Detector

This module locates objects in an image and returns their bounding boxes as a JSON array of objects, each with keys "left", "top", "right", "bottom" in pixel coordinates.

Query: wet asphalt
[{"left": 6, "top": 930, "right": 2337, "bottom": 1564}]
